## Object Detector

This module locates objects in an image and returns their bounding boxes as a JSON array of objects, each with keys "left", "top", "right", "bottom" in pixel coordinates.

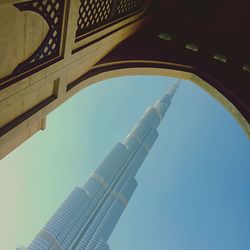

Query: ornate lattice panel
[
  {"left": 116, "top": 0, "right": 145, "bottom": 16},
  {"left": 13, "top": 0, "right": 65, "bottom": 75},
  {"left": 75, "top": 0, "right": 147, "bottom": 40},
  {"left": 76, "top": 0, "right": 113, "bottom": 37},
  {"left": 0, "top": 0, "right": 65, "bottom": 89}
]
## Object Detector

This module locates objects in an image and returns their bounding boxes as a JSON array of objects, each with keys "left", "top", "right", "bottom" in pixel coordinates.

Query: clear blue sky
[{"left": 0, "top": 76, "right": 249, "bottom": 250}]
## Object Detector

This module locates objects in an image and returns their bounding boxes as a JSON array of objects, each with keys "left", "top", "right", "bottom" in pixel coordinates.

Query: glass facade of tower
[{"left": 18, "top": 82, "right": 179, "bottom": 250}]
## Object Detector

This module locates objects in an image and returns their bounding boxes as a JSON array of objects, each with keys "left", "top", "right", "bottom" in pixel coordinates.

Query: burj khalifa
[{"left": 19, "top": 81, "right": 180, "bottom": 250}]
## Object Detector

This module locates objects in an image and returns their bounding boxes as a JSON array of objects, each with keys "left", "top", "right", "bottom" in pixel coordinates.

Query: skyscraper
[{"left": 19, "top": 81, "right": 180, "bottom": 250}]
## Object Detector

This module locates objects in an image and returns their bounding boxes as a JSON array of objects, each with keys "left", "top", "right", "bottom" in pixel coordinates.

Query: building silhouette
[{"left": 18, "top": 82, "right": 179, "bottom": 250}]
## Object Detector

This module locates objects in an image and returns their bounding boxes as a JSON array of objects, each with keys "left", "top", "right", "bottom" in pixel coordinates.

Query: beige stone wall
[
  {"left": 0, "top": 0, "right": 152, "bottom": 159},
  {"left": 0, "top": 115, "right": 46, "bottom": 159},
  {"left": 0, "top": 4, "right": 48, "bottom": 78}
]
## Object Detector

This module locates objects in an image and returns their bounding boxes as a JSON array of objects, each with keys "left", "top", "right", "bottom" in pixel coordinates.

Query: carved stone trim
[{"left": 0, "top": 95, "right": 56, "bottom": 137}]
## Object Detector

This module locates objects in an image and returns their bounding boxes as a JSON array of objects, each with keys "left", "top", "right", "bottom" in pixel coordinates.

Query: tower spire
[
  {"left": 156, "top": 78, "right": 181, "bottom": 105},
  {"left": 168, "top": 78, "right": 181, "bottom": 100},
  {"left": 152, "top": 79, "right": 181, "bottom": 122}
]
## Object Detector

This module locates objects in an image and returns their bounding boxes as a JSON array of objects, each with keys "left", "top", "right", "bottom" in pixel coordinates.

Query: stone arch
[{"left": 66, "top": 60, "right": 250, "bottom": 138}]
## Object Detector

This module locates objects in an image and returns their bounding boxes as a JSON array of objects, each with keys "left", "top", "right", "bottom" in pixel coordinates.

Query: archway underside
[{"left": 1, "top": 0, "right": 249, "bottom": 160}]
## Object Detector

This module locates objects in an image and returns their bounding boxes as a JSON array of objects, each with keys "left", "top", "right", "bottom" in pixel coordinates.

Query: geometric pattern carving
[
  {"left": 76, "top": 0, "right": 113, "bottom": 37},
  {"left": 76, "top": 0, "right": 146, "bottom": 40},
  {"left": 116, "top": 0, "right": 145, "bottom": 16},
  {"left": 13, "top": 0, "right": 65, "bottom": 75}
]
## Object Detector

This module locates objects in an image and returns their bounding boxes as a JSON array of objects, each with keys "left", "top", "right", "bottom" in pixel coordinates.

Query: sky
[{"left": 0, "top": 76, "right": 249, "bottom": 250}]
